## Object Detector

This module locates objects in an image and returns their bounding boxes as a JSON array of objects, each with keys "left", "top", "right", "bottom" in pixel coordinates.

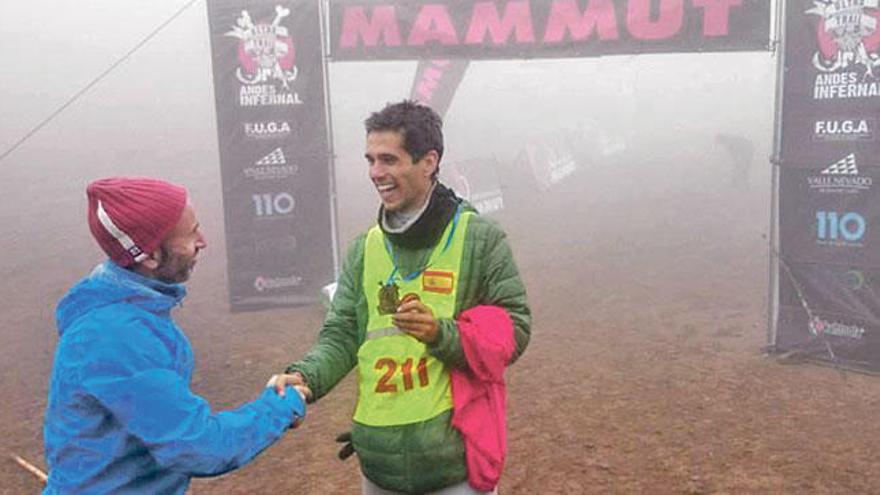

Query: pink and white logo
[
  {"left": 254, "top": 274, "right": 303, "bottom": 292},
  {"left": 809, "top": 316, "right": 827, "bottom": 335},
  {"left": 809, "top": 316, "right": 866, "bottom": 339},
  {"left": 226, "top": 6, "right": 298, "bottom": 89},
  {"left": 809, "top": 0, "right": 880, "bottom": 77}
]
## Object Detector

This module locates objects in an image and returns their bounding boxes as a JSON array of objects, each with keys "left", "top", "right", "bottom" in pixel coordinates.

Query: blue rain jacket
[{"left": 43, "top": 261, "right": 305, "bottom": 494}]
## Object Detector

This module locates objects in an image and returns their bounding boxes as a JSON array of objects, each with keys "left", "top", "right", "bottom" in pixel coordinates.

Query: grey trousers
[{"left": 361, "top": 477, "right": 498, "bottom": 495}]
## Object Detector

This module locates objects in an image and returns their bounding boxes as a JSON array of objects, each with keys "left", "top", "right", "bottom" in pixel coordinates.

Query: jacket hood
[{"left": 56, "top": 260, "right": 186, "bottom": 336}]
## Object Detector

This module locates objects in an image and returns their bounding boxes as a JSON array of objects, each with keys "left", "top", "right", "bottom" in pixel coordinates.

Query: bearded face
[
  {"left": 154, "top": 243, "right": 198, "bottom": 284},
  {"left": 151, "top": 204, "right": 206, "bottom": 285}
]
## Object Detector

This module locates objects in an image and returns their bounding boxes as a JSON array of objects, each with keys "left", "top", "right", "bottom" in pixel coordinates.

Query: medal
[
  {"left": 377, "top": 282, "right": 400, "bottom": 315},
  {"left": 377, "top": 206, "right": 460, "bottom": 315},
  {"left": 400, "top": 293, "right": 420, "bottom": 305}
]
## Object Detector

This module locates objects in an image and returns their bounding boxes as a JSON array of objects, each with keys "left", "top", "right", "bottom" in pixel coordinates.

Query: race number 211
[{"left": 375, "top": 357, "right": 429, "bottom": 393}]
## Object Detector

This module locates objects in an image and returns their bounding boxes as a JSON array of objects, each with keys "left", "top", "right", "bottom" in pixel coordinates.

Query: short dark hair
[{"left": 365, "top": 100, "right": 444, "bottom": 179}]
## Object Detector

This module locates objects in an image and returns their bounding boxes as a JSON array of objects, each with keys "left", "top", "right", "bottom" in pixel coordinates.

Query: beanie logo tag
[{"left": 96, "top": 200, "right": 148, "bottom": 263}]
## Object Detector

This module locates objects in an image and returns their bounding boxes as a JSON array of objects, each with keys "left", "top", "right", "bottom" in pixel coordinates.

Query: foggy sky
[{"left": 0, "top": 0, "right": 777, "bottom": 312}]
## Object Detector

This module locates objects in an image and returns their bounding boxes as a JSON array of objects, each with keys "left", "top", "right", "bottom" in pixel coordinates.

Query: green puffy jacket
[{"left": 286, "top": 200, "right": 531, "bottom": 494}]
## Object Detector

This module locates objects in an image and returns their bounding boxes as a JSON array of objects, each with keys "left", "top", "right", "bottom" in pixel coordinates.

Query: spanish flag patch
[{"left": 422, "top": 270, "right": 454, "bottom": 294}]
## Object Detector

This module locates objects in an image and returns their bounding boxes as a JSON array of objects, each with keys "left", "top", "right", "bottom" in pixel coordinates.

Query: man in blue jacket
[{"left": 43, "top": 177, "right": 306, "bottom": 494}]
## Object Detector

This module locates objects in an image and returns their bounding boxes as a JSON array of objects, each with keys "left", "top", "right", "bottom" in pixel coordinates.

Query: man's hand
[
  {"left": 266, "top": 373, "right": 310, "bottom": 428},
  {"left": 392, "top": 298, "right": 439, "bottom": 344},
  {"left": 335, "top": 431, "right": 355, "bottom": 460},
  {"left": 268, "top": 372, "right": 313, "bottom": 403}
]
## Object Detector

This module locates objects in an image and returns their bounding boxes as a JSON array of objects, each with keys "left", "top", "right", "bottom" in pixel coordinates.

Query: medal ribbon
[{"left": 383, "top": 205, "right": 462, "bottom": 287}]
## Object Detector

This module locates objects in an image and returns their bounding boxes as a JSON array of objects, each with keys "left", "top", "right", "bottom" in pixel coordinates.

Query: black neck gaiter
[{"left": 378, "top": 182, "right": 461, "bottom": 250}]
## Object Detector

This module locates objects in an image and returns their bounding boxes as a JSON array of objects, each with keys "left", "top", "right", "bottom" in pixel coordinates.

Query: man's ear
[
  {"left": 139, "top": 249, "right": 162, "bottom": 271},
  {"left": 420, "top": 150, "right": 439, "bottom": 179}
]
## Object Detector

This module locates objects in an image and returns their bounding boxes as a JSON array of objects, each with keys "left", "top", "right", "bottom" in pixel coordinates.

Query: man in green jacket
[{"left": 276, "top": 100, "right": 531, "bottom": 494}]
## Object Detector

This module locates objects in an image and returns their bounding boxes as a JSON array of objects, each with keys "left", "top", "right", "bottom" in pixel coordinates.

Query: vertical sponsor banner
[
  {"left": 207, "top": 0, "right": 334, "bottom": 311},
  {"left": 775, "top": 0, "right": 880, "bottom": 367},
  {"left": 409, "top": 59, "right": 471, "bottom": 117}
]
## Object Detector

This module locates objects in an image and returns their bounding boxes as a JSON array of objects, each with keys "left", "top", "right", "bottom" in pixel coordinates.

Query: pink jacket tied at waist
[{"left": 451, "top": 305, "right": 515, "bottom": 492}]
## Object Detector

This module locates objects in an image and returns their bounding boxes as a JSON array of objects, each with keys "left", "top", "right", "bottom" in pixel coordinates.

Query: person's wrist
[
  {"left": 427, "top": 319, "right": 444, "bottom": 347},
  {"left": 294, "top": 372, "right": 314, "bottom": 402}
]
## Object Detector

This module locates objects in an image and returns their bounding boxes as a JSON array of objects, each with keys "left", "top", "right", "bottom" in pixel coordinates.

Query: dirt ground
[{"left": 4, "top": 144, "right": 880, "bottom": 494}]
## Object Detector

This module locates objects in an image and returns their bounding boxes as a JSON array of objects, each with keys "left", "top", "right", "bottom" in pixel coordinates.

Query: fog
[
  {"left": 0, "top": 1, "right": 776, "bottom": 270},
  {"left": 0, "top": 1, "right": 796, "bottom": 492},
  {"left": 328, "top": 54, "right": 775, "bottom": 239}
]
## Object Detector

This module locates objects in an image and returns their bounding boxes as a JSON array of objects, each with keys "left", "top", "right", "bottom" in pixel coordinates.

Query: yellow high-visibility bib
[{"left": 354, "top": 210, "right": 472, "bottom": 426}]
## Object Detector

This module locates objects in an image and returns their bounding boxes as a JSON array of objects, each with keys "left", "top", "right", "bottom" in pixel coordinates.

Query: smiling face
[{"left": 366, "top": 130, "right": 438, "bottom": 214}]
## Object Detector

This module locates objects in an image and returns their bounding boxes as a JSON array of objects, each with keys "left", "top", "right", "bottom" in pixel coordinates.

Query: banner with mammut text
[
  {"left": 330, "top": 0, "right": 771, "bottom": 61},
  {"left": 207, "top": 0, "right": 334, "bottom": 311},
  {"left": 774, "top": 0, "right": 880, "bottom": 368}
]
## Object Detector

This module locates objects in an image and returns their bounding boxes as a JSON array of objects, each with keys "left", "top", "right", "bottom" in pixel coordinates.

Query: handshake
[
  {"left": 267, "top": 371, "right": 313, "bottom": 427},
  {"left": 266, "top": 372, "right": 354, "bottom": 460},
  {"left": 267, "top": 371, "right": 313, "bottom": 401}
]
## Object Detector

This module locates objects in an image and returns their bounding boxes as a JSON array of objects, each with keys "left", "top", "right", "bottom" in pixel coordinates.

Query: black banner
[
  {"left": 779, "top": 261, "right": 880, "bottom": 325},
  {"left": 410, "top": 59, "right": 471, "bottom": 116},
  {"left": 207, "top": 0, "right": 334, "bottom": 311},
  {"left": 774, "top": 0, "right": 880, "bottom": 367},
  {"left": 775, "top": 304, "right": 880, "bottom": 369},
  {"left": 329, "top": 0, "right": 771, "bottom": 61},
  {"left": 779, "top": 0, "right": 880, "bottom": 167},
  {"left": 779, "top": 165, "right": 880, "bottom": 266}
]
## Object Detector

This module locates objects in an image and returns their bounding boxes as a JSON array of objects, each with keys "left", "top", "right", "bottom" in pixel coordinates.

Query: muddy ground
[{"left": 3, "top": 139, "right": 880, "bottom": 495}]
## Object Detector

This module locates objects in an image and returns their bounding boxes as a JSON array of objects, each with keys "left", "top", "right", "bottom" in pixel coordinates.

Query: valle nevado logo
[
  {"left": 807, "top": 153, "right": 873, "bottom": 194},
  {"left": 244, "top": 148, "right": 298, "bottom": 181}
]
